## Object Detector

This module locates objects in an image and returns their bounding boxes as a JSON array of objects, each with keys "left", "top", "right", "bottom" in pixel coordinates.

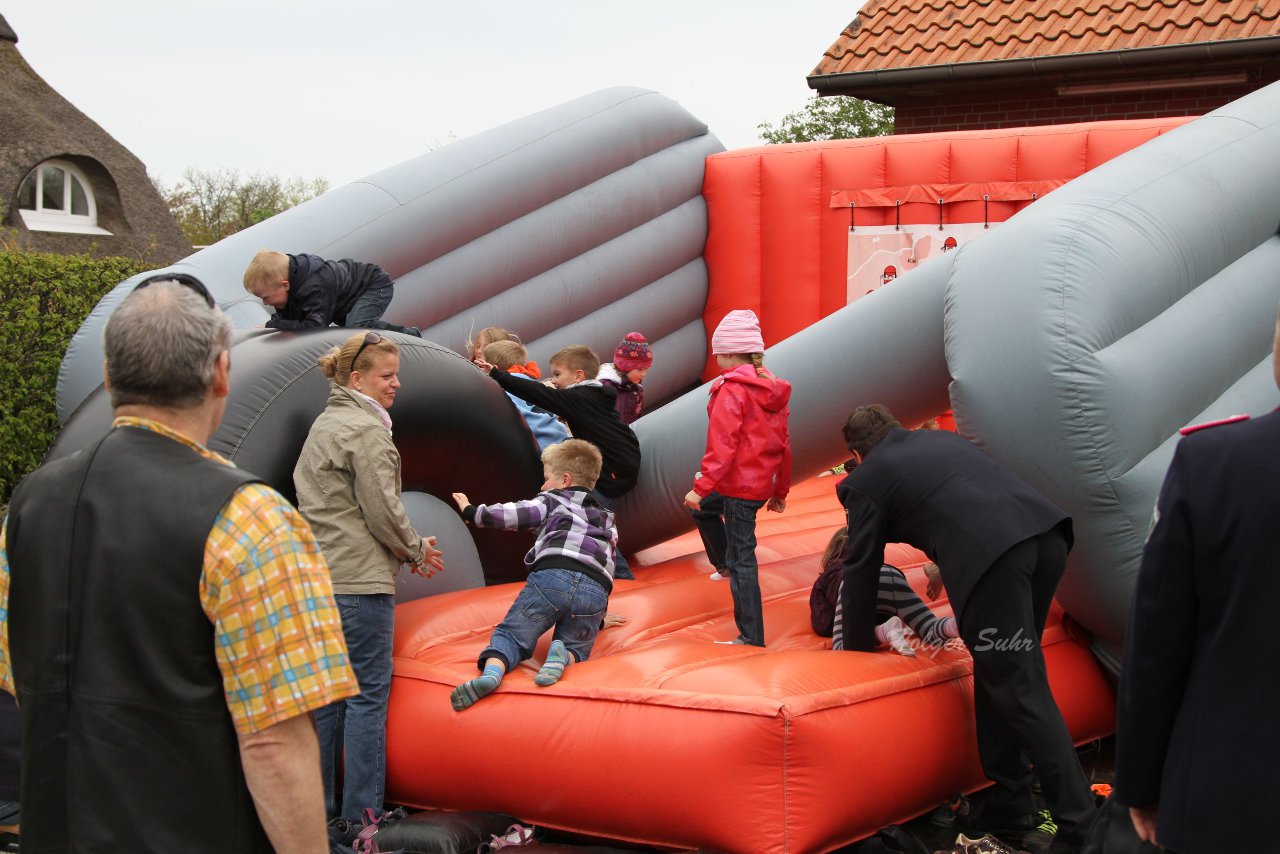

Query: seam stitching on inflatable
[{"left": 783, "top": 710, "right": 791, "bottom": 852}]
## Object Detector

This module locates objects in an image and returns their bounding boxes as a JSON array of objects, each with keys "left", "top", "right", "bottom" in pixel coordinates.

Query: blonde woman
[{"left": 294, "top": 331, "right": 443, "bottom": 824}]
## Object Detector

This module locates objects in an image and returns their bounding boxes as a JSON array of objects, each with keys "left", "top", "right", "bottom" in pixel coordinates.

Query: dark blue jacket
[
  {"left": 266, "top": 253, "right": 393, "bottom": 329},
  {"left": 1115, "top": 409, "right": 1280, "bottom": 853}
]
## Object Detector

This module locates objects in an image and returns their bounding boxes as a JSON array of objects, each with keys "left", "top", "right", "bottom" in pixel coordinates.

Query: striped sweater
[{"left": 463, "top": 487, "right": 618, "bottom": 593}]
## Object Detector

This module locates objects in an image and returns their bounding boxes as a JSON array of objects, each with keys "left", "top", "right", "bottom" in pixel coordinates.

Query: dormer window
[{"left": 17, "top": 159, "right": 111, "bottom": 235}]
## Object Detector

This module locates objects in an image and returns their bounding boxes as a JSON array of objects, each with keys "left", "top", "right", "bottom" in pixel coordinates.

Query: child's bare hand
[
  {"left": 923, "top": 561, "right": 944, "bottom": 600},
  {"left": 682, "top": 490, "right": 702, "bottom": 510},
  {"left": 452, "top": 492, "right": 470, "bottom": 512},
  {"left": 473, "top": 357, "right": 495, "bottom": 373},
  {"left": 602, "top": 612, "right": 628, "bottom": 629},
  {"left": 767, "top": 497, "right": 786, "bottom": 513}
]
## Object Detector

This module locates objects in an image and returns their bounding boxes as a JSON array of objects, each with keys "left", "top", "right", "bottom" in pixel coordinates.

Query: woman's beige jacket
[{"left": 294, "top": 384, "right": 423, "bottom": 595}]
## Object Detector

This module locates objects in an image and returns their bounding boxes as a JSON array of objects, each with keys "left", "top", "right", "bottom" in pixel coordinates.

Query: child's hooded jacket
[{"left": 693, "top": 364, "right": 792, "bottom": 502}]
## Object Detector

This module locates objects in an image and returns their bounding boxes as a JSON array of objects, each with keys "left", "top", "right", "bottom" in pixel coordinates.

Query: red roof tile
[{"left": 813, "top": 0, "right": 1280, "bottom": 76}]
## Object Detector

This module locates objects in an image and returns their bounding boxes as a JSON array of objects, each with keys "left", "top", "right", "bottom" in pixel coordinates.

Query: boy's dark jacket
[
  {"left": 489, "top": 371, "right": 640, "bottom": 498},
  {"left": 265, "top": 253, "right": 393, "bottom": 329}
]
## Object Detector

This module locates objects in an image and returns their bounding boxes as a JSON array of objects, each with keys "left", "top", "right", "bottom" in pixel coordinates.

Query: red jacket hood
[{"left": 713, "top": 364, "right": 792, "bottom": 413}]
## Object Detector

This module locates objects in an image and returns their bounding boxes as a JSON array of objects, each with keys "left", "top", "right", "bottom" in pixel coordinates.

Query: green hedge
[{"left": 0, "top": 249, "right": 147, "bottom": 506}]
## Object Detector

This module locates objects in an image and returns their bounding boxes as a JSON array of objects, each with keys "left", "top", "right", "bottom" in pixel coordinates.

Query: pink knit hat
[
  {"left": 613, "top": 332, "right": 653, "bottom": 372},
  {"left": 711, "top": 309, "right": 765, "bottom": 355}
]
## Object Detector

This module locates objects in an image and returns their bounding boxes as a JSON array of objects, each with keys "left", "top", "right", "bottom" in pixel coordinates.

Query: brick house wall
[{"left": 893, "top": 71, "right": 1280, "bottom": 134}]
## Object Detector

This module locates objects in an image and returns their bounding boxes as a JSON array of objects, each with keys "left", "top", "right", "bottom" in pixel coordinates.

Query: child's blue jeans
[
  {"left": 690, "top": 491, "right": 767, "bottom": 646},
  {"left": 479, "top": 567, "right": 609, "bottom": 671}
]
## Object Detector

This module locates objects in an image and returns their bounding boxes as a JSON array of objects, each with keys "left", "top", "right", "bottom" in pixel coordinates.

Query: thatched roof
[{"left": 0, "top": 18, "right": 190, "bottom": 263}]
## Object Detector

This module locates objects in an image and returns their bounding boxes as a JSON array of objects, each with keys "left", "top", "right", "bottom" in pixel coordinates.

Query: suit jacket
[
  {"left": 837, "top": 428, "right": 1070, "bottom": 650},
  {"left": 1114, "top": 409, "right": 1280, "bottom": 854}
]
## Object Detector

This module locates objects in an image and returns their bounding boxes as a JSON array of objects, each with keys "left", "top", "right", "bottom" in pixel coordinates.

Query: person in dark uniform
[
  {"left": 1113, "top": 304, "right": 1280, "bottom": 854},
  {"left": 836, "top": 404, "right": 1095, "bottom": 853}
]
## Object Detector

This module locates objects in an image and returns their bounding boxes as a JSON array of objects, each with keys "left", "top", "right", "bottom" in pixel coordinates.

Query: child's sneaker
[{"left": 709, "top": 570, "right": 729, "bottom": 581}]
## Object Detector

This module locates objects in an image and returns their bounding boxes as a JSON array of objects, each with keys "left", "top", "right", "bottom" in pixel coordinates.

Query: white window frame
[{"left": 17, "top": 159, "right": 112, "bottom": 235}]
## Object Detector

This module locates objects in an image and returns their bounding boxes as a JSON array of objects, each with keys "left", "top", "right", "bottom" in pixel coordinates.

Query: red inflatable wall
[{"left": 699, "top": 118, "right": 1189, "bottom": 379}]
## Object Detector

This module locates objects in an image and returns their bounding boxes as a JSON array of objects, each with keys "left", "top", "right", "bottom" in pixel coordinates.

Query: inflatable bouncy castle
[{"left": 53, "top": 84, "right": 1280, "bottom": 851}]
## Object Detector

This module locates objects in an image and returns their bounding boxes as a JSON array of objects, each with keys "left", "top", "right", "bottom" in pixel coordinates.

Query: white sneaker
[
  {"left": 714, "top": 637, "right": 748, "bottom": 645},
  {"left": 709, "top": 570, "right": 728, "bottom": 581},
  {"left": 877, "top": 616, "right": 916, "bottom": 657}
]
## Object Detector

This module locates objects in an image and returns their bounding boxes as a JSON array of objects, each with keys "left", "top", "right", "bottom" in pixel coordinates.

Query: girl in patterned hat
[{"left": 596, "top": 331, "right": 653, "bottom": 425}]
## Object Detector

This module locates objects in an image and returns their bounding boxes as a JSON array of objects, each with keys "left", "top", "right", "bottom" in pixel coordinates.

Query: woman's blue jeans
[
  {"left": 314, "top": 593, "right": 395, "bottom": 821},
  {"left": 690, "top": 492, "right": 767, "bottom": 646}
]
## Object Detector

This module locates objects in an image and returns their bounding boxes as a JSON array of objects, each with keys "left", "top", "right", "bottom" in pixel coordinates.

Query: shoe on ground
[
  {"left": 709, "top": 570, "right": 728, "bottom": 581},
  {"left": 958, "top": 804, "right": 1038, "bottom": 840},
  {"left": 714, "top": 636, "right": 748, "bottom": 645},
  {"left": 949, "top": 833, "right": 1030, "bottom": 853},
  {"left": 929, "top": 793, "right": 969, "bottom": 827},
  {"left": 1019, "top": 810, "right": 1057, "bottom": 854},
  {"left": 328, "top": 817, "right": 358, "bottom": 851}
]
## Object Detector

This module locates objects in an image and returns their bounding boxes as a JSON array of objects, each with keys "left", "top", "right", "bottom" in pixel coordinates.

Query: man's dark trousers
[{"left": 960, "top": 524, "right": 1095, "bottom": 840}]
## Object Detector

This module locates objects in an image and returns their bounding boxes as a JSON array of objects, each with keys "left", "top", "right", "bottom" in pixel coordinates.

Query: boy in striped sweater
[{"left": 450, "top": 439, "right": 618, "bottom": 710}]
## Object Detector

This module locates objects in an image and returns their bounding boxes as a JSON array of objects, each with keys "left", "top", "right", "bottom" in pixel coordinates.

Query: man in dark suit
[
  {"left": 1113, "top": 305, "right": 1280, "bottom": 854},
  {"left": 837, "top": 405, "right": 1095, "bottom": 853}
]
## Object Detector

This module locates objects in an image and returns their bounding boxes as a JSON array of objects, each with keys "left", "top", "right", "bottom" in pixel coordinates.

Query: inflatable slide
[{"left": 51, "top": 82, "right": 1280, "bottom": 851}]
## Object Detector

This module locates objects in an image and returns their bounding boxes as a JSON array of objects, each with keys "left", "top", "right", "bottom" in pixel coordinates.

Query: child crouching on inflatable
[
  {"left": 810, "top": 527, "right": 960, "bottom": 655},
  {"left": 243, "top": 248, "right": 421, "bottom": 335},
  {"left": 684, "top": 309, "right": 791, "bottom": 647},
  {"left": 450, "top": 439, "right": 618, "bottom": 710}
]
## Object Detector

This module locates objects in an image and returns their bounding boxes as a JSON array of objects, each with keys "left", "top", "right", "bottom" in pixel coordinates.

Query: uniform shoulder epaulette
[{"left": 1179, "top": 414, "right": 1250, "bottom": 436}]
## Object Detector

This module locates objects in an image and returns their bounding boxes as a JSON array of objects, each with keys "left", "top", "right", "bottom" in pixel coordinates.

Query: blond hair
[
  {"left": 550, "top": 345, "right": 600, "bottom": 379},
  {"left": 721, "top": 352, "right": 767, "bottom": 378},
  {"left": 820, "top": 527, "right": 849, "bottom": 571},
  {"left": 317, "top": 331, "right": 399, "bottom": 388},
  {"left": 541, "top": 439, "right": 603, "bottom": 490},
  {"left": 467, "top": 325, "right": 519, "bottom": 358},
  {"left": 483, "top": 339, "right": 528, "bottom": 371},
  {"left": 243, "top": 249, "right": 289, "bottom": 293}
]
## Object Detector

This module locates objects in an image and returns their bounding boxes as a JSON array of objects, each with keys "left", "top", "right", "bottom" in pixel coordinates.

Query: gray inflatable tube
[
  {"left": 57, "top": 87, "right": 723, "bottom": 424},
  {"left": 945, "top": 81, "right": 1280, "bottom": 668}
]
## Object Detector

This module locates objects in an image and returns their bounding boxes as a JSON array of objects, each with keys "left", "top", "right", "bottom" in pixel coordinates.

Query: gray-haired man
[{"left": 0, "top": 276, "right": 357, "bottom": 853}]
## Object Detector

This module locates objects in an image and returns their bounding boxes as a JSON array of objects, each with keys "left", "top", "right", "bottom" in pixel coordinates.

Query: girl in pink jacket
[{"left": 682, "top": 309, "right": 792, "bottom": 647}]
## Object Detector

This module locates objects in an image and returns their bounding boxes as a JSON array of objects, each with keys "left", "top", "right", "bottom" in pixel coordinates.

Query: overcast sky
[{"left": 6, "top": 1, "right": 864, "bottom": 189}]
